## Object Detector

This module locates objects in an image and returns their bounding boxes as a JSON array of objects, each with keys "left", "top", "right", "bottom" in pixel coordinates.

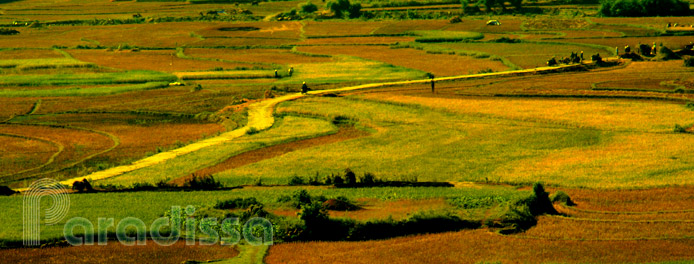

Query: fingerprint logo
[{"left": 23, "top": 178, "right": 70, "bottom": 246}]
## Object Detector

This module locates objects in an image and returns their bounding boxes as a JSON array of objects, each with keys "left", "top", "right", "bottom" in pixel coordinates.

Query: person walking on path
[
  {"left": 274, "top": 70, "right": 279, "bottom": 78},
  {"left": 430, "top": 77, "right": 435, "bottom": 94},
  {"left": 288, "top": 67, "right": 294, "bottom": 77},
  {"left": 301, "top": 81, "right": 309, "bottom": 94}
]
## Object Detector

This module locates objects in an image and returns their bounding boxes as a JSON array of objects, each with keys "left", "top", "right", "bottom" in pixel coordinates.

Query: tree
[
  {"left": 599, "top": 0, "right": 690, "bottom": 16},
  {"left": 326, "top": 0, "right": 361, "bottom": 18},
  {"left": 344, "top": 168, "right": 356, "bottom": 185},
  {"left": 299, "top": 1, "right": 318, "bottom": 13}
]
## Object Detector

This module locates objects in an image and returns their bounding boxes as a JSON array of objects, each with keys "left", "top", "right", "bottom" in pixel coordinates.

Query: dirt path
[{"left": 42, "top": 63, "right": 585, "bottom": 189}]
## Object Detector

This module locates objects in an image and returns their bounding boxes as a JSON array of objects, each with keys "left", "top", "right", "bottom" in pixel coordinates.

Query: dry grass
[
  {"left": 296, "top": 45, "right": 508, "bottom": 76},
  {"left": 0, "top": 98, "right": 36, "bottom": 119},
  {"left": 552, "top": 187, "right": 694, "bottom": 212},
  {"left": 519, "top": 216, "right": 694, "bottom": 240},
  {"left": 28, "top": 113, "right": 224, "bottom": 161},
  {"left": 0, "top": 49, "right": 63, "bottom": 60},
  {"left": 0, "top": 135, "right": 58, "bottom": 175},
  {"left": 0, "top": 124, "right": 114, "bottom": 184}
]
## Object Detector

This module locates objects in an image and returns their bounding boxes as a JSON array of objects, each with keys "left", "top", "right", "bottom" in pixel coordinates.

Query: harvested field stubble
[
  {"left": 266, "top": 229, "right": 694, "bottom": 263},
  {"left": 69, "top": 49, "right": 250, "bottom": 72}
]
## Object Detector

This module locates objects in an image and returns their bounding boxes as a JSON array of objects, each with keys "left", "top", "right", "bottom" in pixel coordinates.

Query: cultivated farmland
[{"left": 1, "top": 0, "right": 694, "bottom": 263}]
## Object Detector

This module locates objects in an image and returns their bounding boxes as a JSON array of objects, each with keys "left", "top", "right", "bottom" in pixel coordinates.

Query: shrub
[
  {"left": 674, "top": 124, "right": 688, "bottom": 133},
  {"left": 299, "top": 202, "right": 353, "bottom": 240},
  {"left": 192, "top": 84, "right": 203, "bottom": 92},
  {"left": 72, "top": 179, "right": 94, "bottom": 193},
  {"left": 239, "top": 204, "right": 269, "bottom": 222},
  {"left": 333, "top": 174, "right": 344, "bottom": 184},
  {"left": 359, "top": 172, "right": 375, "bottom": 185},
  {"left": 246, "top": 127, "right": 259, "bottom": 135},
  {"left": 322, "top": 196, "right": 360, "bottom": 211},
  {"left": 550, "top": 191, "right": 576, "bottom": 206},
  {"left": 214, "top": 197, "right": 261, "bottom": 209},
  {"left": 299, "top": 1, "right": 318, "bottom": 13},
  {"left": 131, "top": 181, "right": 156, "bottom": 191},
  {"left": 0, "top": 28, "right": 19, "bottom": 35},
  {"left": 684, "top": 56, "right": 694, "bottom": 67},
  {"left": 512, "top": 183, "right": 557, "bottom": 216},
  {"left": 344, "top": 168, "right": 356, "bottom": 185},
  {"left": 326, "top": 0, "right": 361, "bottom": 18},
  {"left": 0, "top": 186, "right": 17, "bottom": 196},
  {"left": 492, "top": 36, "right": 521, "bottom": 43},
  {"left": 308, "top": 172, "right": 322, "bottom": 185},
  {"left": 292, "top": 189, "right": 313, "bottom": 208},
  {"left": 156, "top": 179, "right": 173, "bottom": 188},
  {"left": 184, "top": 174, "right": 223, "bottom": 190},
  {"left": 288, "top": 175, "right": 306, "bottom": 185}
]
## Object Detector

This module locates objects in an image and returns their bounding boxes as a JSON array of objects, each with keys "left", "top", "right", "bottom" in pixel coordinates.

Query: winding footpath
[{"left": 45, "top": 64, "right": 585, "bottom": 188}]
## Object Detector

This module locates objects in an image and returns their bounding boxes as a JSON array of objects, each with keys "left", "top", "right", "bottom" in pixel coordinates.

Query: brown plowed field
[
  {"left": 69, "top": 49, "right": 250, "bottom": 72},
  {"left": 0, "top": 241, "right": 238, "bottom": 264}
]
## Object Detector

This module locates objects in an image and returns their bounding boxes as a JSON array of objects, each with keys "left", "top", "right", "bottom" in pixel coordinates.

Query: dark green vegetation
[{"left": 599, "top": 0, "right": 691, "bottom": 17}]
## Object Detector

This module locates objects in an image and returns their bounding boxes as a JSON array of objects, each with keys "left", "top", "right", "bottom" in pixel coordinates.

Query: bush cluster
[
  {"left": 296, "top": 207, "right": 480, "bottom": 241},
  {"left": 326, "top": 0, "right": 362, "bottom": 18},
  {"left": 0, "top": 28, "right": 19, "bottom": 35},
  {"left": 685, "top": 56, "right": 694, "bottom": 67},
  {"left": 599, "top": 0, "right": 690, "bottom": 17},
  {"left": 214, "top": 197, "right": 262, "bottom": 209}
]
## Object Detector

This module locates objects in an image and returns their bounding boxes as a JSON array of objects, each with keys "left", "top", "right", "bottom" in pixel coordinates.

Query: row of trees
[
  {"left": 599, "top": 0, "right": 690, "bottom": 17},
  {"left": 298, "top": 0, "right": 690, "bottom": 18},
  {"left": 298, "top": 0, "right": 362, "bottom": 18}
]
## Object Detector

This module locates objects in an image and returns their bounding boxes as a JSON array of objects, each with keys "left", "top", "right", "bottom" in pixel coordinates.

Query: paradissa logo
[
  {"left": 63, "top": 205, "right": 274, "bottom": 246},
  {"left": 24, "top": 178, "right": 273, "bottom": 247}
]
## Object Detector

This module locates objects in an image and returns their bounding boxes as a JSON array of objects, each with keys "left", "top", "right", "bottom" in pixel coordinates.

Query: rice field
[
  {"left": 435, "top": 42, "right": 609, "bottom": 69},
  {"left": 210, "top": 94, "right": 694, "bottom": 189},
  {"left": 2, "top": 2, "right": 694, "bottom": 262},
  {"left": 296, "top": 45, "right": 508, "bottom": 76}
]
